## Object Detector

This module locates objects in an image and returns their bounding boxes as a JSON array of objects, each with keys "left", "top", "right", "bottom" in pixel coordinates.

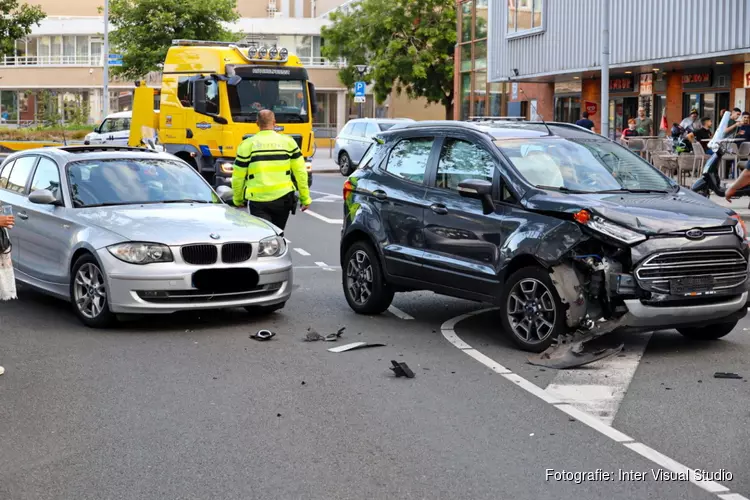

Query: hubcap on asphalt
[
  {"left": 346, "top": 250, "right": 373, "bottom": 305},
  {"left": 507, "top": 278, "right": 556, "bottom": 343},
  {"left": 74, "top": 263, "right": 106, "bottom": 319}
]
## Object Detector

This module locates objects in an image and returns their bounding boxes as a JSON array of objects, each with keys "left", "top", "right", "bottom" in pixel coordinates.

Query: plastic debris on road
[
  {"left": 250, "top": 330, "right": 276, "bottom": 341},
  {"left": 390, "top": 360, "right": 415, "bottom": 378},
  {"left": 305, "top": 326, "right": 345, "bottom": 342},
  {"left": 328, "top": 342, "right": 386, "bottom": 353},
  {"left": 714, "top": 372, "right": 743, "bottom": 379}
]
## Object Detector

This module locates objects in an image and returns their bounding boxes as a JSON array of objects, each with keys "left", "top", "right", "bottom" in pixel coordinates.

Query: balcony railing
[{"left": 0, "top": 55, "right": 103, "bottom": 66}]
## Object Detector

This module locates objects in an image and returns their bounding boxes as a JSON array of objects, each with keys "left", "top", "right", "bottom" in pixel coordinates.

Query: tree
[
  {"left": 108, "top": 0, "right": 240, "bottom": 79},
  {"left": 321, "top": 0, "right": 456, "bottom": 119},
  {"left": 0, "top": 0, "right": 45, "bottom": 57}
]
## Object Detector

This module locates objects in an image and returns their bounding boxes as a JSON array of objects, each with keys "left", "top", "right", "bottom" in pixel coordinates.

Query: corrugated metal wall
[{"left": 489, "top": 0, "right": 750, "bottom": 81}]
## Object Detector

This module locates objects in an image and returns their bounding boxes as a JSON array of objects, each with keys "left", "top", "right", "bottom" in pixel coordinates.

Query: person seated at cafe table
[
  {"left": 687, "top": 117, "right": 713, "bottom": 153},
  {"left": 621, "top": 119, "right": 639, "bottom": 141}
]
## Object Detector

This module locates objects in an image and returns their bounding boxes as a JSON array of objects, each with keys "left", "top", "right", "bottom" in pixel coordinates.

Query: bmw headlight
[
  {"left": 258, "top": 235, "right": 286, "bottom": 257},
  {"left": 574, "top": 210, "right": 646, "bottom": 245},
  {"left": 107, "top": 242, "right": 173, "bottom": 264}
]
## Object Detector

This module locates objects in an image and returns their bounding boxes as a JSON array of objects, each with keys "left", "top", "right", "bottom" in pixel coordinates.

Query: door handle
[
  {"left": 17, "top": 212, "right": 28, "bottom": 220},
  {"left": 430, "top": 204, "right": 448, "bottom": 215},
  {"left": 372, "top": 190, "right": 387, "bottom": 200}
]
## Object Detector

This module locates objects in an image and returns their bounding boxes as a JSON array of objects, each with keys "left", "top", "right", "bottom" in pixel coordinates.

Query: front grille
[
  {"left": 636, "top": 249, "right": 748, "bottom": 293},
  {"left": 222, "top": 242, "right": 252, "bottom": 263},
  {"left": 137, "top": 283, "right": 282, "bottom": 304},
  {"left": 651, "top": 226, "right": 735, "bottom": 239},
  {"left": 182, "top": 244, "right": 218, "bottom": 265}
]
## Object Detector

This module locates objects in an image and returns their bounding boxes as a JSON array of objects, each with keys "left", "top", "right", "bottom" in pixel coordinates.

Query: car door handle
[
  {"left": 17, "top": 212, "right": 28, "bottom": 220},
  {"left": 430, "top": 204, "right": 448, "bottom": 215},
  {"left": 372, "top": 190, "right": 387, "bottom": 200}
]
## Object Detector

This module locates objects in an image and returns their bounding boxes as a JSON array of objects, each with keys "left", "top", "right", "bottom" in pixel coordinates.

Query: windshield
[
  {"left": 227, "top": 78, "right": 309, "bottom": 124},
  {"left": 495, "top": 137, "right": 675, "bottom": 193},
  {"left": 67, "top": 158, "right": 220, "bottom": 208}
]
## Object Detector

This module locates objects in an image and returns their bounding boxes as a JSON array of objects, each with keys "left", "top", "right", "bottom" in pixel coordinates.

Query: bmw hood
[
  {"left": 72, "top": 203, "right": 279, "bottom": 246},
  {"left": 523, "top": 189, "right": 737, "bottom": 234}
]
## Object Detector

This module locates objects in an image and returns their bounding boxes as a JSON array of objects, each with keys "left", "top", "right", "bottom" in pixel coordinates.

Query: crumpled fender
[{"left": 534, "top": 220, "right": 587, "bottom": 265}]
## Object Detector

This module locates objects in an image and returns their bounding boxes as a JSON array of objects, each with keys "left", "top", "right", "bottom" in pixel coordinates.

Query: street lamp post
[
  {"left": 355, "top": 64, "right": 368, "bottom": 119},
  {"left": 103, "top": 0, "right": 110, "bottom": 119}
]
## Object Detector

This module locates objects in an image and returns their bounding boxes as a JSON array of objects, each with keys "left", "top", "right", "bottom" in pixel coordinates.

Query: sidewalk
[
  {"left": 311, "top": 156, "right": 339, "bottom": 174},
  {"left": 707, "top": 194, "right": 750, "bottom": 216}
]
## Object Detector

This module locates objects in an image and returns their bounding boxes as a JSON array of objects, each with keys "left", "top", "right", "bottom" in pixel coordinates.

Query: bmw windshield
[
  {"left": 67, "top": 158, "right": 220, "bottom": 208},
  {"left": 494, "top": 137, "right": 676, "bottom": 193}
]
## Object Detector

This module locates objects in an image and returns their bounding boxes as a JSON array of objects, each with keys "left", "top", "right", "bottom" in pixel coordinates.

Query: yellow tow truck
[{"left": 129, "top": 39, "right": 316, "bottom": 187}]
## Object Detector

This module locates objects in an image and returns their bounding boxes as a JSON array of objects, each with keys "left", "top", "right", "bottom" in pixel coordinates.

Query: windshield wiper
[
  {"left": 536, "top": 185, "right": 593, "bottom": 194},
  {"left": 157, "top": 199, "right": 212, "bottom": 204},
  {"left": 597, "top": 188, "right": 671, "bottom": 194}
]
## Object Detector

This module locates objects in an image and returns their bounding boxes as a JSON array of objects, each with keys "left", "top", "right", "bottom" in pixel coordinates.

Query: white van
[{"left": 84, "top": 111, "right": 132, "bottom": 146}]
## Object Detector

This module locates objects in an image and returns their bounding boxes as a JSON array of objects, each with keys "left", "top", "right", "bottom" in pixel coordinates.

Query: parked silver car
[
  {"left": 0, "top": 146, "right": 292, "bottom": 327},
  {"left": 333, "top": 118, "right": 414, "bottom": 175}
]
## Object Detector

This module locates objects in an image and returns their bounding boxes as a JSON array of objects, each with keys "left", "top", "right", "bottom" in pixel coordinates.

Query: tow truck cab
[{"left": 129, "top": 39, "right": 315, "bottom": 187}]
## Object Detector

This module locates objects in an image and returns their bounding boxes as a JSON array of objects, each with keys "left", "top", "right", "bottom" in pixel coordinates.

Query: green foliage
[
  {"left": 63, "top": 94, "right": 91, "bottom": 127},
  {"left": 0, "top": 0, "right": 45, "bottom": 57},
  {"left": 35, "top": 90, "right": 60, "bottom": 126},
  {"left": 321, "top": 0, "right": 456, "bottom": 118},
  {"left": 107, "top": 0, "right": 241, "bottom": 79}
]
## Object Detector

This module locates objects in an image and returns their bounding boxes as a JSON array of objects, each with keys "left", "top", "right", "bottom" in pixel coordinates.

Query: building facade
[
  {"left": 486, "top": 0, "right": 750, "bottom": 138},
  {"left": 0, "top": 0, "right": 443, "bottom": 134}
]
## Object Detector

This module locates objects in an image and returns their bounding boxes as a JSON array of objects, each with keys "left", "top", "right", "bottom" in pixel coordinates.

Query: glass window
[
  {"left": 26, "top": 38, "right": 36, "bottom": 58},
  {"left": 460, "top": 43, "right": 472, "bottom": 72},
  {"left": 90, "top": 39, "right": 102, "bottom": 64},
  {"left": 7, "top": 156, "right": 37, "bottom": 194},
  {"left": 365, "top": 122, "right": 379, "bottom": 138},
  {"left": 385, "top": 138, "right": 433, "bottom": 184},
  {"left": 460, "top": 73, "right": 471, "bottom": 120},
  {"left": 351, "top": 123, "right": 367, "bottom": 137},
  {"left": 76, "top": 36, "right": 88, "bottom": 60},
  {"left": 475, "top": 0, "right": 489, "bottom": 39},
  {"left": 474, "top": 72, "right": 487, "bottom": 117},
  {"left": 205, "top": 80, "right": 219, "bottom": 114},
  {"left": 177, "top": 77, "right": 193, "bottom": 107},
  {"left": 63, "top": 36, "right": 75, "bottom": 59},
  {"left": 474, "top": 41, "right": 487, "bottom": 70},
  {"left": 341, "top": 122, "right": 354, "bottom": 136},
  {"left": 508, "top": 0, "right": 544, "bottom": 35},
  {"left": 38, "top": 36, "right": 50, "bottom": 59},
  {"left": 30, "top": 158, "right": 61, "bottom": 199},
  {"left": 436, "top": 139, "right": 494, "bottom": 191},
  {"left": 227, "top": 78, "right": 309, "bottom": 124},
  {"left": 51, "top": 36, "right": 62, "bottom": 58},
  {"left": 15, "top": 39, "right": 26, "bottom": 59},
  {"left": 489, "top": 83, "right": 503, "bottom": 116},
  {"left": 495, "top": 137, "right": 674, "bottom": 192},
  {"left": 67, "top": 159, "right": 220, "bottom": 208},
  {"left": 461, "top": 1, "right": 473, "bottom": 42},
  {"left": 0, "top": 160, "right": 15, "bottom": 189}
]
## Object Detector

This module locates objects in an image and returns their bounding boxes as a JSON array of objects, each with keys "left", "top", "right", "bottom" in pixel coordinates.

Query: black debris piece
[
  {"left": 714, "top": 372, "right": 743, "bottom": 380},
  {"left": 698, "top": 380, "right": 702, "bottom": 383},
  {"left": 665, "top": 387, "right": 672, "bottom": 390},
  {"left": 251, "top": 330, "right": 276, "bottom": 341},
  {"left": 451, "top": 371, "right": 456, "bottom": 374},
  {"left": 568, "top": 418, "right": 575, "bottom": 422},
  {"left": 304, "top": 328, "right": 324, "bottom": 342},
  {"left": 390, "top": 360, "right": 415, "bottom": 378},
  {"left": 213, "top": 377, "right": 218, "bottom": 380},
  {"left": 301, "top": 381, "right": 306, "bottom": 385},
  {"left": 277, "top": 413, "right": 282, "bottom": 417}
]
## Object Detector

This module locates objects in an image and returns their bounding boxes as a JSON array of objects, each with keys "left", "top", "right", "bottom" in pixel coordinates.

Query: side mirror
[
  {"left": 215, "top": 185, "right": 233, "bottom": 203},
  {"left": 458, "top": 179, "right": 495, "bottom": 215},
  {"left": 308, "top": 82, "right": 317, "bottom": 111},
  {"left": 29, "top": 189, "right": 60, "bottom": 206},
  {"left": 228, "top": 75, "right": 242, "bottom": 86}
]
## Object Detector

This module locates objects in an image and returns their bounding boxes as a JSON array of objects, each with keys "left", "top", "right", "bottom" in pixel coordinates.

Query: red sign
[
  {"left": 585, "top": 101, "right": 597, "bottom": 116},
  {"left": 682, "top": 72, "right": 711, "bottom": 85},
  {"left": 609, "top": 77, "right": 634, "bottom": 91},
  {"left": 745, "top": 71, "right": 750, "bottom": 88}
]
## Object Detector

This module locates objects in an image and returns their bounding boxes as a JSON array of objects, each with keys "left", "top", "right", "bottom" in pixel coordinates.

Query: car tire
[
  {"left": 339, "top": 152, "right": 353, "bottom": 176},
  {"left": 70, "top": 254, "right": 116, "bottom": 328},
  {"left": 342, "top": 240, "right": 393, "bottom": 315},
  {"left": 500, "top": 266, "right": 566, "bottom": 353},
  {"left": 677, "top": 321, "right": 738, "bottom": 340},
  {"left": 244, "top": 302, "right": 286, "bottom": 315}
]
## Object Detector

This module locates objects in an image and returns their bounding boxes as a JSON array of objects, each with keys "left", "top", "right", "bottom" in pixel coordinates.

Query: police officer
[{"left": 232, "top": 110, "right": 312, "bottom": 229}]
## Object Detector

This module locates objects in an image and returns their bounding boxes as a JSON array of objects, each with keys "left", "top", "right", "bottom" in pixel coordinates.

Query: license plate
[{"left": 670, "top": 276, "right": 715, "bottom": 295}]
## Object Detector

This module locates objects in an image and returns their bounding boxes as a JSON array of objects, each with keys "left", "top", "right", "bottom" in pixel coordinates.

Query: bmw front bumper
[{"left": 98, "top": 248, "right": 293, "bottom": 314}]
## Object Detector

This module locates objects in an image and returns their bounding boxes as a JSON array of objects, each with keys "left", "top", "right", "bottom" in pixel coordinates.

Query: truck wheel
[
  {"left": 500, "top": 267, "right": 566, "bottom": 353},
  {"left": 677, "top": 321, "right": 738, "bottom": 340}
]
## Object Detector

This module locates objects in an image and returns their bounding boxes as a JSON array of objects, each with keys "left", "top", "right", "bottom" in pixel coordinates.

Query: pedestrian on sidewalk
[
  {"left": 0, "top": 211, "right": 17, "bottom": 376},
  {"left": 636, "top": 107, "right": 653, "bottom": 136},
  {"left": 231, "top": 110, "right": 312, "bottom": 230},
  {"left": 575, "top": 111, "right": 595, "bottom": 131}
]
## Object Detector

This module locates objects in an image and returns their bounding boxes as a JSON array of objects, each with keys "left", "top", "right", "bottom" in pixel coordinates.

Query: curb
[{"left": 312, "top": 169, "right": 342, "bottom": 174}]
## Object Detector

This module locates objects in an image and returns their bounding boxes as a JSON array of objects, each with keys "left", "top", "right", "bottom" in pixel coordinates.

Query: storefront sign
[
  {"left": 744, "top": 63, "right": 750, "bottom": 88},
  {"left": 639, "top": 73, "right": 653, "bottom": 95},
  {"left": 609, "top": 77, "right": 634, "bottom": 92},
  {"left": 682, "top": 71, "right": 712, "bottom": 88},
  {"left": 584, "top": 101, "right": 597, "bottom": 116},
  {"left": 511, "top": 82, "right": 518, "bottom": 100}
]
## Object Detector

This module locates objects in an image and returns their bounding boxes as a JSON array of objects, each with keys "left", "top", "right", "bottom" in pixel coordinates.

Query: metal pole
[
  {"left": 103, "top": 0, "right": 109, "bottom": 119},
  {"left": 600, "top": 0, "right": 609, "bottom": 138}
]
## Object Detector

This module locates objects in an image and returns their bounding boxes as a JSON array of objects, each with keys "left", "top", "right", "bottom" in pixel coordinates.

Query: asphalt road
[{"left": 0, "top": 173, "right": 748, "bottom": 500}]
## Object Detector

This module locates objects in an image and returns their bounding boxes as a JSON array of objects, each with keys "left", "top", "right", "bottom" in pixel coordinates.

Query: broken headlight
[
  {"left": 730, "top": 214, "right": 747, "bottom": 239},
  {"left": 574, "top": 210, "right": 646, "bottom": 245}
]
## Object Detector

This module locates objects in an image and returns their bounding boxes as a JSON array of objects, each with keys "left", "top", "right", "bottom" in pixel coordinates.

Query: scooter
[{"left": 691, "top": 143, "right": 750, "bottom": 199}]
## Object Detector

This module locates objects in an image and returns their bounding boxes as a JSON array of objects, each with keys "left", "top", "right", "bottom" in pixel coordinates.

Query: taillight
[{"left": 343, "top": 180, "right": 354, "bottom": 199}]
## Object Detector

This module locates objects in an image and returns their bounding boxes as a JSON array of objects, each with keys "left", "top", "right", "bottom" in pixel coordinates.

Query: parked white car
[{"left": 84, "top": 111, "right": 132, "bottom": 146}]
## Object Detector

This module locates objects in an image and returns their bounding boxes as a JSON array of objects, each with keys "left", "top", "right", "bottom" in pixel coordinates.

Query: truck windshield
[{"left": 227, "top": 79, "right": 309, "bottom": 124}]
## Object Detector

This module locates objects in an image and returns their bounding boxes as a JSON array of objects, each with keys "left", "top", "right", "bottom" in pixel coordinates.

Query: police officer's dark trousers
[{"left": 247, "top": 192, "right": 296, "bottom": 230}]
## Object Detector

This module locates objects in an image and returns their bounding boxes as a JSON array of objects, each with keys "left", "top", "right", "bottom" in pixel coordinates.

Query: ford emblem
[
  {"left": 210, "top": 233, "right": 220, "bottom": 240},
  {"left": 686, "top": 228, "right": 704, "bottom": 240}
]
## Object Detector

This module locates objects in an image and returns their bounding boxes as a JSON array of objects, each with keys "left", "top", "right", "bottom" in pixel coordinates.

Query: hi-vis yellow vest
[{"left": 231, "top": 130, "right": 310, "bottom": 205}]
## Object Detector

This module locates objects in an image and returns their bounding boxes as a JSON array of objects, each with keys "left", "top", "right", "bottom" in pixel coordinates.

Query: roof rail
[
  {"left": 172, "top": 39, "right": 248, "bottom": 47},
  {"left": 468, "top": 116, "right": 527, "bottom": 122},
  {"left": 56, "top": 145, "right": 158, "bottom": 154}
]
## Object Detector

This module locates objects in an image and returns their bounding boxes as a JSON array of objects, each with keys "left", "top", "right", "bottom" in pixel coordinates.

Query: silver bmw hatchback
[{"left": 0, "top": 146, "right": 293, "bottom": 327}]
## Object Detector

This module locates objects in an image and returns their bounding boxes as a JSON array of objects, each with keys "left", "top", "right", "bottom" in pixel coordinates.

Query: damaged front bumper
[{"left": 622, "top": 293, "right": 748, "bottom": 329}]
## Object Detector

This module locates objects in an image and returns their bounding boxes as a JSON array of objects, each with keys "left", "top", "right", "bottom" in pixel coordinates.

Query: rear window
[
  {"left": 378, "top": 123, "right": 397, "bottom": 131},
  {"left": 351, "top": 123, "right": 367, "bottom": 137}
]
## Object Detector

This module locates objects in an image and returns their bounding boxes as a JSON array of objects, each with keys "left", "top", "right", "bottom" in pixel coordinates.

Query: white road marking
[
  {"left": 315, "top": 261, "right": 336, "bottom": 271},
  {"left": 387, "top": 305, "right": 414, "bottom": 320},
  {"left": 545, "top": 332, "right": 652, "bottom": 425},
  {"left": 311, "top": 194, "right": 341, "bottom": 203},
  {"left": 440, "top": 308, "right": 746, "bottom": 500},
  {"left": 305, "top": 209, "right": 343, "bottom": 224},
  {"left": 293, "top": 266, "right": 341, "bottom": 271},
  {"left": 294, "top": 248, "right": 311, "bottom": 256}
]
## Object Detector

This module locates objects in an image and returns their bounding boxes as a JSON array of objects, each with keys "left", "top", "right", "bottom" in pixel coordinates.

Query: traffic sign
[
  {"left": 354, "top": 81, "right": 366, "bottom": 98},
  {"left": 354, "top": 96, "right": 366, "bottom": 103},
  {"left": 108, "top": 54, "right": 123, "bottom": 67}
]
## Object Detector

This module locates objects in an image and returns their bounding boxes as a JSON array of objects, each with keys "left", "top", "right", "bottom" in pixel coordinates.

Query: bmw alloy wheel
[
  {"left": 506, "top": 278, "right": 557, "bottom": 343},
  {"left": 346, "top": 249, "right": 373, "bottom": 305},
  {"left": 74, "top": 263, "right": 107, "bottom": 319}
]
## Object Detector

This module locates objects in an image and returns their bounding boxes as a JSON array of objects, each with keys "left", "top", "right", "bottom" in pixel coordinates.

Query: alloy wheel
[
  {"left": 340, "top": 154, "right": 351, "bottom": 175},
  {"left": 73, "top": 263, "right": 107, "bottom": 319},
  {"left": 346, "top": 250, "right": 373, "bottom": 305},
  {"left": 507, "top": 278, "right": 556, "bottom": 343}
]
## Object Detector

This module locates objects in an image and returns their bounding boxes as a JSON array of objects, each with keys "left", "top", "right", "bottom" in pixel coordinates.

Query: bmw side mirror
[
  {"left": 215, "top": 185, "right": 233, "bottom": 203},
  {"left": 29, "top": 189, "right": 60, "bottom": 206},
  {"left": 458, "top": 179, "right": 496, "bottom": 215}
]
